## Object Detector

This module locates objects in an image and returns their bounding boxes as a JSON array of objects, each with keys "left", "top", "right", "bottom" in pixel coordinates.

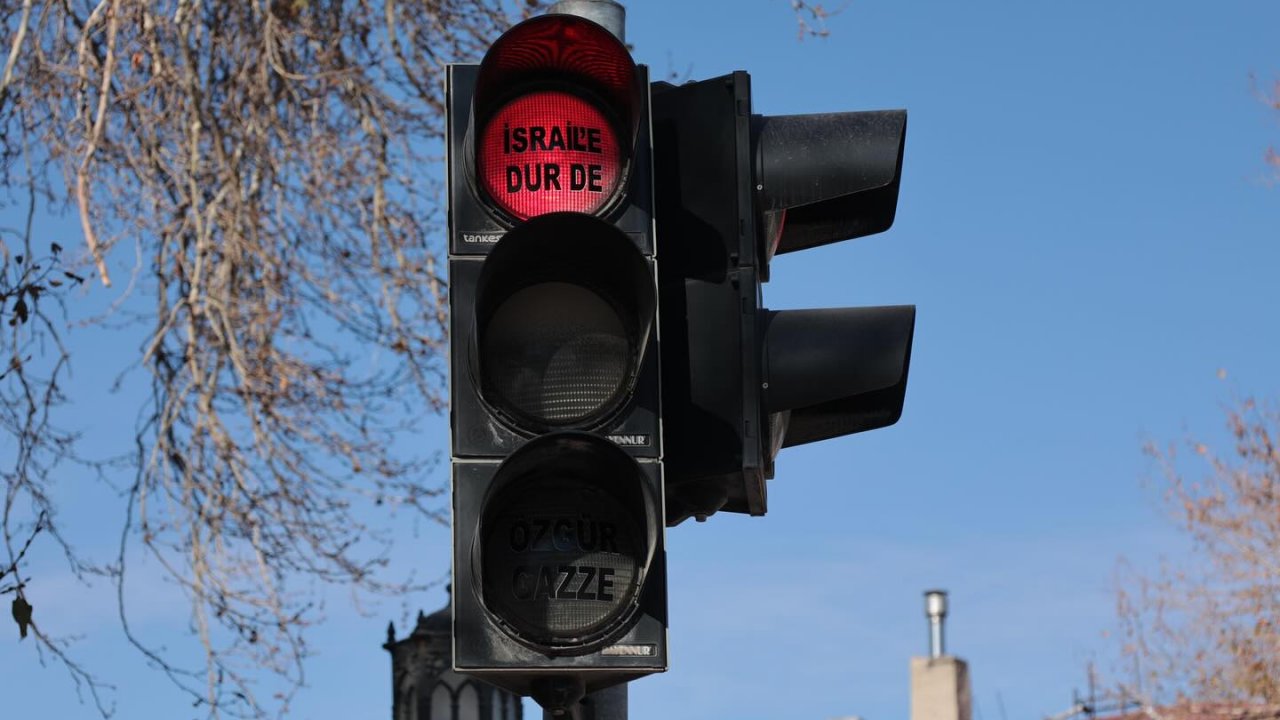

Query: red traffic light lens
[{"left": 478, "top": 91, "right": 623, "bottom": 220}]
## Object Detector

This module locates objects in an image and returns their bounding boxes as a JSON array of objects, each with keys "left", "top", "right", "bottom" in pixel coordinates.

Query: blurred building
[
  {"left": 911, "top": 590, "right": 972, "bottom": 720},
  {"left": 1060, "top": 702, "right": 1280, "bottom": 720},
  {"left": 384, "top": 590, "right": 523, "bottom": 720},
  {"left": 386, "top": 587, "right": 982, "bottom": 720},
  {"left": 1046, "top": 664, "right": 1280, "bottom": 720}
]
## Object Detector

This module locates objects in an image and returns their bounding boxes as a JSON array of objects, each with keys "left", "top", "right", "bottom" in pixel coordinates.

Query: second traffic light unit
[{"left": 653, "top": 73, "right": 915, "bottom": 526}]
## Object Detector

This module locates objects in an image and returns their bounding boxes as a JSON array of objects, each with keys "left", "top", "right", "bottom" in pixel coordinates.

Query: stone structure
[
  {"left": 385, "top": 592, "right": 523, "bottom": 720},
  {"left": 910, "top": 655, "right": 972, "bottom": 720}
]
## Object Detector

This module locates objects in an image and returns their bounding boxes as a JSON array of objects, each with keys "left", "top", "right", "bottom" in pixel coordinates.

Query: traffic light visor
[
  {"left": 754, "top": 110, "right": 907, "bottom": 257},
  {"left": 476, "top": 14, "right": 636, "bottom": 123},
  {"left": 764, "top": 305, "right": 915, "bottom": 447}
]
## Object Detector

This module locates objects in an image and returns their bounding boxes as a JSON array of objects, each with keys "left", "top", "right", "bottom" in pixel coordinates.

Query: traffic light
[
  {"left": 447, "top": 13, "right": 666, "bottom": 710},
  {"left": 449, "top": 8, "right": 916, "bottom": 711},
  {"left": 652, "top": 73, "right": 915, "bottom": 525}
]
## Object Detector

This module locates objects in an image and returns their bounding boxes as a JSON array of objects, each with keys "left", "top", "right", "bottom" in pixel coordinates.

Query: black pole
[{"left": 542, "top": 684, "right": 628, "bottom": 720}]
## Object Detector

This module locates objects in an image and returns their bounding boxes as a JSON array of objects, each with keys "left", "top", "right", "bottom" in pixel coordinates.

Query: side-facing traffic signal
[
  {"left": 653, "top": 73, "right": 915, "bottom": 526},
  {"left": 447, "top": 13, "right": 666, "bottom": 710}
]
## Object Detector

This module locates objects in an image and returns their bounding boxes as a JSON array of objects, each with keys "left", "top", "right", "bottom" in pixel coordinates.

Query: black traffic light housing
[
  {"left": 653, "top": 72, "right": 915, "bottom": 525},
  {"left": 650, "top": 73, "right": 767, "bottom": 523},
  {"left": 447, "top": 14, "right": 667, "bottom": 707}
]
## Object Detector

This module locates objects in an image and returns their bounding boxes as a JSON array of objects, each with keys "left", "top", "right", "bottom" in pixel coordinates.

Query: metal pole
[
  {"left": 924, "top": 589, "right": 947, "bottom": 658},
  {"left": 542, "top": 684, "right": 627, "bottom": 720},
  {"left": 547, "top": 0, "right": 626, "bottom": 42},
  {"left": 582, "top": 684, "right": 627, "bottom": 720}
]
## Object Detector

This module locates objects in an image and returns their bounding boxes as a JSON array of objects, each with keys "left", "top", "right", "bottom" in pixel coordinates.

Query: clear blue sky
[{"left": 5, "top": 1, "right": 1280, "bottom": 719}]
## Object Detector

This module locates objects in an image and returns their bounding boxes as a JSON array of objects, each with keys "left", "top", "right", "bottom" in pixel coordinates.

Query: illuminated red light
[{"left": 478, "top": 91, "right": 623, "bottom": 220}]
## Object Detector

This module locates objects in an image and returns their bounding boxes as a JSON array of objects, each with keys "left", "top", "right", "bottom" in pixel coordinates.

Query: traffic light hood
[
  {"left": 475, "top": 14, "right": 639, "bottom": 137},
  {"left": 763, "top": 305, "right": 916, "bottom": 448},
  {"left": 755, "top": 110, "right": 907, "bottom": 260}
]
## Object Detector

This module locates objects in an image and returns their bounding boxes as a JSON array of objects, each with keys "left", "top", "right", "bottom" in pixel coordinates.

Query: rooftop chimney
[
  {"left": 910, "top": 589, "right": 970, "bottom": 720},
  {"left": 925, "top": 589, "right": 947, "bottom": 658}
]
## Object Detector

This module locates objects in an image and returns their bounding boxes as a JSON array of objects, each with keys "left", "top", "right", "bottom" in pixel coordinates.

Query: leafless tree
[
  {"left": 791, "top": 0, "right": 841, "bottom": 40},
  {"left": 0, "top": 1, "right": 831, "bottom": 716},
  {"left": 1261, "top": 76, "right": 1280, "bottom": 173},
  {"left": 1, "top": 1, "right": 540, "bottom": 715},
  {"left": 1114, "top": 397, "right": 1280, "bottom": 707},
  {"left": 1106, "top": 69, "right": 1280, "bottom": 714}
]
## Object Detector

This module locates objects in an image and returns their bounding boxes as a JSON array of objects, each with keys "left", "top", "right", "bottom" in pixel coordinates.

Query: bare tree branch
[
  {"left": 0, "top": 1, "right": 828, "bottom": 715},
  {"left": 1115, "top": 398, "right": 1280, "bottom": 704},
  {"left": 0, "top": 1, "right": 541, "bottom": 716}
]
